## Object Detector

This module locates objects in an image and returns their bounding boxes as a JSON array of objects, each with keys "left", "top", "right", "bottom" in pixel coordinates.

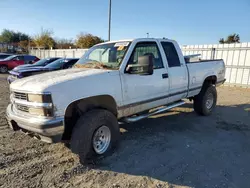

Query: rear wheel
[
  {"left": 193, "top": 85, "right": 217, "bottom": 116},
  {"left": 70, "top": 109, "right": 120, "bottom": 163},
  {"left": 0, "top": 65, "right": 8, "bottom": 73}
]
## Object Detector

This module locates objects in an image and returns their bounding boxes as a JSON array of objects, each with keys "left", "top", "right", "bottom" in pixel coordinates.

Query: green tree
[
  {"left": 219, "top": 38, "right": 225, "bottom": 44},
  {"left": 219, "top": 33, "right": 240, "bottom": 44},
  {"left": 0, "top": 29, "right": 29, "bottom": 43},
  {"left": 76, "top": 33, "right": 104, "bottom": 48},
  {"left": 33, "top": 28, "right": 56, "bottom": 49},
  {"left": 0, "top": 29, "right": 13, "bottom": 43}
]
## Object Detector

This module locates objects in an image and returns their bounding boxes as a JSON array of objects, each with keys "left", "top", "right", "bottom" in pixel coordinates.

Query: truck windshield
[
  {"left": 74, "top": 41, "right": 130, "bottom": 70},
  {"left": 45, "top": 59, "right": 64, "bottom": 69},
  {"left": 33, "top": 59, "right": 49, "bottom": 66}
]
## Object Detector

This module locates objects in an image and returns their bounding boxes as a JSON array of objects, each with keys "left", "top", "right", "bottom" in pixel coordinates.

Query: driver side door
[{"left": 120, "top": 42, "right": 170, "bottom": 116}]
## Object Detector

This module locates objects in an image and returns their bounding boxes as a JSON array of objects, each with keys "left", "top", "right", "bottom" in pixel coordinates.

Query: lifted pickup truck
[{"left": 6, "top": 38, "right": 225, "bottom": 163}]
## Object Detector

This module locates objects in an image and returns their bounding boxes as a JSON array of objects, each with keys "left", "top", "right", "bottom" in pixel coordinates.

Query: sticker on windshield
[
  {"left": 117, "top": 46, "right": 125, "bottom": 51},
  {"left": 114, "top": 42, "right": 130, "bottom": 47}
]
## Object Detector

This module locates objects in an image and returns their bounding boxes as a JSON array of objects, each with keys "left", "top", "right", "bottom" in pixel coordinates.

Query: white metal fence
[
  {"left": 182, "top": 42, "right": 250, "bottom": 87},
  {"left": 30, "top": 42, "right": 250, "bottom": 87},
  {"left": 30, "top": 49, "right": 88, "bottom": 59}
]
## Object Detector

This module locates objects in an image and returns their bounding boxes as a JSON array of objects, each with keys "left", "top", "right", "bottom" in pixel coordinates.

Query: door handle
[{"left": 162, "top": 73, "right": 168, "bottom": 79}]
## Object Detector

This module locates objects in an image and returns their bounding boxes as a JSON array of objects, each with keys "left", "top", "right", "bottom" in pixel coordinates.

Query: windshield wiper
[
  {"left": 74, "top": 61, "right": 106, "bottom": 69},
  {"left": 74, "top": 61, "right": 117, "bottom": 70}
]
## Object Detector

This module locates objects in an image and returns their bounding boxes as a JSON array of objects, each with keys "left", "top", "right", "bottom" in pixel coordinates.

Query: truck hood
[
  {"left": 9, "top": 66, "right": 46, "bottom": 78},
  {"left": 12, "top": 64, "right": 36, "bottom": 71},
  {"left": 10, "top": 66, "right": 45, "bottom": 74},
  {"left": 10, "top": 68, "right": 113, "bottom": 92}
]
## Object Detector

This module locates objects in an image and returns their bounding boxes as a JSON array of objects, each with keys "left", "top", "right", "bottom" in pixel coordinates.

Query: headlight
[
  {"left": 27, "top": 93, "right": 53, "bottom": 117},
  {"left": 28, "top": 93, "right": 52, "bottom": 103},
  {"left": 29, "top": 107, "right": 53, "bottom": 117}
]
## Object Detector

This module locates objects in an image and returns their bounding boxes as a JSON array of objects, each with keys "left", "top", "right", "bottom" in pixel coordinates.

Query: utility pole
[
  {"left": 28, "top": 39, "right": 30, "bottom": 54},
  {"left": 108, "top": 0, "right": 112, "bottom": 41}
]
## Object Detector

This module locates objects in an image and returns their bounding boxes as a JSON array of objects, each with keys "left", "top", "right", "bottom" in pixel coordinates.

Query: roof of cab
[
  {"left": 98, "top": 39, "right": 134, "bottom": 45},
  {"left": 97, "top": 38, "right": 175, "bottom": 45}
]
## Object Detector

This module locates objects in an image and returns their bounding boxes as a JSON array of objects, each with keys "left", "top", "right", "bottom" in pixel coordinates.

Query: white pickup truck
[{"left": 6, "top": 38, "right": 225, "bottom": 162}]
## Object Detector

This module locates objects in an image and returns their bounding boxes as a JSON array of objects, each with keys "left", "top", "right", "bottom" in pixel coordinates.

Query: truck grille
[
  {"left": 14, "top": 92, "right": 28, "bottom": 101},
  {"left": 16, "top": 104, "right": 29, "bottom": 112}
]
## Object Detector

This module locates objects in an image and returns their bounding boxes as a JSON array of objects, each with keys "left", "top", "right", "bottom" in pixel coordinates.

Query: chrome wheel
[
  {"left": 0, "top": 66, "right": 7, "bottom": 73},
  {"left": 206, "top": 93, "right": 214, "bottom": 109},
  {"left": 92, "top": 125, "right": 111, "bottom": 154}
]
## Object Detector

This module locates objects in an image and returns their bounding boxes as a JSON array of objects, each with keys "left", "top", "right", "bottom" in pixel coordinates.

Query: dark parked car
[
  {"left": 0, "top": 53, "right": 13, "bottom": 60},
  {"left": 7, "top": 58, "right": 79, "bottom": 84},
  {"left": 12, "top": 57, "right": 61, "bottom": 71},
  {"left": 0, "top": 54, "right": 39, "bottom": 73}
]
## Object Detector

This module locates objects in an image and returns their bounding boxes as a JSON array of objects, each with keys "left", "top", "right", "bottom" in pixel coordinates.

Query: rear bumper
[{"left": 6, "top": 104, "right": 64, "bottom": 143}]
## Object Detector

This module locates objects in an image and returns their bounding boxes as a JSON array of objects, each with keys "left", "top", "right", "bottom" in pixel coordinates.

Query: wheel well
[
  {"left": 62, "top": 95, "right": 118, "bottom": 140},
  {"left": 203, "top": 75, "right": 217, "bottom": 87},
  {"left": 189, "top": 75, "right": 217, "bottom": 101}
]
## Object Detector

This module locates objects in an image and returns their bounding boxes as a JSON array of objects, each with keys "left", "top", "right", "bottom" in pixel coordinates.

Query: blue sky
[{"left": 0, "top": 0, "right": 249, "bottom": 45}]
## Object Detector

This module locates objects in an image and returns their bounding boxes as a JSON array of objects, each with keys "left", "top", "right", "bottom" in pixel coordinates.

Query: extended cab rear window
[{"left": 161, "top": 42, "right": 181, "bottom": 67}]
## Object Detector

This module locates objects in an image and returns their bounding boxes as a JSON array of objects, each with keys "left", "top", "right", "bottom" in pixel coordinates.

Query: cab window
[
  {"left": 161, "top": 42, "right": 181, "bottom": 67},
  {"left": 13, "top": 56, "right": 24, "bottom": 61}
]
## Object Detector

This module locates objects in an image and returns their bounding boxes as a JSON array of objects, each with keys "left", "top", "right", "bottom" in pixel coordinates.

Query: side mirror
[{"left": 126, "top": 55, "right": 154, "bottom": 75}]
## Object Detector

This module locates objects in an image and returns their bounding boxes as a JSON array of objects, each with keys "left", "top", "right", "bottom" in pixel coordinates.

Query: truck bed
[{"left": 186, "top": 59, "right": 225, "bottom": 97}]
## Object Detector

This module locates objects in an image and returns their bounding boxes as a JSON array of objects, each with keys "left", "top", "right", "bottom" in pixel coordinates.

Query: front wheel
[
  {"left": 70, "top": 109, "right": 120, "bottom": 163},
  {"left": 0, "top": 65, "right": 8, "bottom": 73},
  {"left": 193, "top": 85, "right": 217, "bottom": 116}
]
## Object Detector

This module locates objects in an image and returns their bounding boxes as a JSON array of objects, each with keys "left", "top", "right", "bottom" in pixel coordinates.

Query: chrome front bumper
[{"left": 6, "top": 104, "right": 64, "bottom": 143}]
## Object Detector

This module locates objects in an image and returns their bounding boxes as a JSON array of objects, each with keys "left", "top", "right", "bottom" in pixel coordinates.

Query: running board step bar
[{"left": 121, "top": 100, "right": 185, "bottom": 123}]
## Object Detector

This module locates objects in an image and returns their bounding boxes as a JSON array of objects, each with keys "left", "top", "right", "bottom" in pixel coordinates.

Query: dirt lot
[{"left": 0, "top": 74, "right": 250, "bottom": 188}]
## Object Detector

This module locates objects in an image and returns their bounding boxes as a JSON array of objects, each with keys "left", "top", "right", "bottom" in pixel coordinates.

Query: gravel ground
[{"left": 0, "top": 74, "right": 250, "bottom": 188}]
